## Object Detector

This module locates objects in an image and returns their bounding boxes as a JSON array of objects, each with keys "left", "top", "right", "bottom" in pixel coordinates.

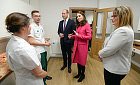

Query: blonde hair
[{"left": 113, "top": 6, "right": 133, "bottom": 29}]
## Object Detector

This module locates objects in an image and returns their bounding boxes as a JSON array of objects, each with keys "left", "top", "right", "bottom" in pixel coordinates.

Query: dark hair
[
  {"left": 31, "top": 10, "right": 39, "bottom": 16},
  {"left": 5, "top": 12, "right": 30, "bottom": 33},
  {"left": 75, "top": 11, "right": 87, "bottom": 28}
]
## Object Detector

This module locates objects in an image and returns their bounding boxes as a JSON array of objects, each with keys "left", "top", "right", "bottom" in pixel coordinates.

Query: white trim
[
  {"left": 132, "top": 60, "right": 140, "bottom": 68},
  {"left": 50, "top": 54, "right": 62, "bottom": 57}
]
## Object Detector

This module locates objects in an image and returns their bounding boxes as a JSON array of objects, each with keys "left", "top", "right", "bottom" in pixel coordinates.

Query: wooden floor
[{"left": 46, "top": 55, "right": 140, "bottom": 85}]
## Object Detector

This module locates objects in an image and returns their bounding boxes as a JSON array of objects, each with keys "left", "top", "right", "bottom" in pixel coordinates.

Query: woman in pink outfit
[{"left": 68, "top": 11, "right": 92, "bottom": 82}]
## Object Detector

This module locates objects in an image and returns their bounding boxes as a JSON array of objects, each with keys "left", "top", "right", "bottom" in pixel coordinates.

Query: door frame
[
  {"left": 69, "top": 7, "right": 97, "bottom": 19},
  {"left": 91, "top": 7, "right": 116, "bottom": 61}
]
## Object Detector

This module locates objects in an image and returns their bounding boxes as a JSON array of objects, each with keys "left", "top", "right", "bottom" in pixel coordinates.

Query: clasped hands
[
  {"left": 45, "top": 41, "right": 51, "bottom": 47},
  {"left": 98, "top": 54, "right": 103, "bottom": 62}
]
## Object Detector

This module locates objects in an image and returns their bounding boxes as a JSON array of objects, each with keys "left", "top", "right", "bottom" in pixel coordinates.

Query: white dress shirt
[
  {"left": 99, "top": 26, "right": 134, "bottom": 74},
  {"left": 63, "top": 18, "right": 69, "bottom": 31},
  {"left": 6, "top": 35, "right": 44, "bottom": 85}
]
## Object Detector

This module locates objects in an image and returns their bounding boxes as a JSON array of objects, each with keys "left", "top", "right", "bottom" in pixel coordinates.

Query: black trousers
[
  {"left": 77, "top": 63, "right": 85, "bottom": 75},
  {"left": 104, "top": 68, "right": 126, "bottom": 85},
  {"left": 61, "top": 43, "right": 72, "bottom": 68}
]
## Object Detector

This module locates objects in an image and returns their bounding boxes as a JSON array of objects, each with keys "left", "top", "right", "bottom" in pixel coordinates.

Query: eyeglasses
[
  {"left": 111, "top": 15, "right": 118, "bottom": 18},
  {"left": 33, "top": 15, "right": 41, "bottom": 17}
]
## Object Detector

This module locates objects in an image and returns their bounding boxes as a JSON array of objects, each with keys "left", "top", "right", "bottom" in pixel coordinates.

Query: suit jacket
[{"left": 58, "top": 19, "right": 76, "bottom": 44}]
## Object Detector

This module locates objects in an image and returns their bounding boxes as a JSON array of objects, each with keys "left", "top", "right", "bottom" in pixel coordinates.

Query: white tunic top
[
  {"left": 6, "top": 35, "right": 44, "bottom": 85},
  {"left": 28, "top": 22, "right": 46, "bottom": 53},
  {"left": 99, "top": 26, "right": 134, "bottom": 75}
]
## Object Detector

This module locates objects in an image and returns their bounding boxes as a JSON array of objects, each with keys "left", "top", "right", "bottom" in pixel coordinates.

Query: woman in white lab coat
[
  {"left": 5, "top": 12, "right": 48, "bottom": 85},
  {"left": 98, "top": 6, "right": 134, "bottom": 85}
]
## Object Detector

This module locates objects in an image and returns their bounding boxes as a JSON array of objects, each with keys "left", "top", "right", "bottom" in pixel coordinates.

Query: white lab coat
[{"left": 6, "top": 35, "right": 44, "bottom": 85}]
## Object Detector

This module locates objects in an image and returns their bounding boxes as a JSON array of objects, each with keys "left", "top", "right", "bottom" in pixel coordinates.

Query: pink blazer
[{"left": 71, "top": 23, "right": 91, "bottom": 66}]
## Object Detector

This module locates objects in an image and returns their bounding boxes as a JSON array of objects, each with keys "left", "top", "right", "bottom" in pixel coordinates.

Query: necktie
[{"left": 64, "top": 20, "right": 66, "bottom": 31}]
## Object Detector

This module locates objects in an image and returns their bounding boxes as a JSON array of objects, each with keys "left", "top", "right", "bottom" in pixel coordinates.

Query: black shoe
[
  {"left": 46, "top": 76, "right": 52, "bottom": 80},
  {"left": 74, "top": 74, "right": 81, "bottom": 78},
  {"left": 78, "top": 74, "right": 85, "bottom": 82},
  {"left": 68, "top": 68, "right": 71, "bottom": 73},
  {"left": 60, "top": 66, "right": 67, "bottom": 71}
]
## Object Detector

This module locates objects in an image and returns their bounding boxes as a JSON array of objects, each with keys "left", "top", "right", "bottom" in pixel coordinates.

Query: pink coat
[{"left": 71, "top": 23, "right": 91, "bottom": 66}]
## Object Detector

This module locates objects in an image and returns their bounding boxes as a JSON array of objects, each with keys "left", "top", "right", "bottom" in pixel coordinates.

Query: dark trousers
[
  {"left": 61, "top": 43, "right": 72, "bottom": 68},
  {"left": 104, "top": 68, "right": 126, "bottom": 85},
  {"left": 40, "top": 51, "right": 47, "bottom": 85}
]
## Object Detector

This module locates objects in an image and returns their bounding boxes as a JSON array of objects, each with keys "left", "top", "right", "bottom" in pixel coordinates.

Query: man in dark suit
[{"left": 58, "top": 9, "right": 76, "bottom": 73}]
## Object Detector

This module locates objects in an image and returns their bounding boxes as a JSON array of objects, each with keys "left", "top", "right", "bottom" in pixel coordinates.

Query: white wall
[
  {"left": 40, "top": 0, "right": 98, "bottom": 56},
  {"left": 30, "top": 0, "right": 40, "bottom": 10},
  {"left": 116, "top": 0, "right": 140, "bottom": 33},
  {"left": 20, "top": 0, "right": 40, "bottom": 10},
  {"left": 99, "top": 0, "right": 117, "bottom": 9},
  {"left": 0, "top": 0, "right": 35, "bottom": 38},
  {"left": 20, "top": 0, "right": 30, "bottom": 4}
]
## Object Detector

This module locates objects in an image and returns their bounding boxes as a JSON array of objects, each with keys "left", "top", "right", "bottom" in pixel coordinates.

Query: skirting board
[
  {"left": 132, "top": 60, "right": 140, "bottom": 68},
  {"left": 50, "top": 54, "right": 62, "bottom": 57},
  {"left": 131, "top": 60, "right": 140, "bottom": 74}
]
